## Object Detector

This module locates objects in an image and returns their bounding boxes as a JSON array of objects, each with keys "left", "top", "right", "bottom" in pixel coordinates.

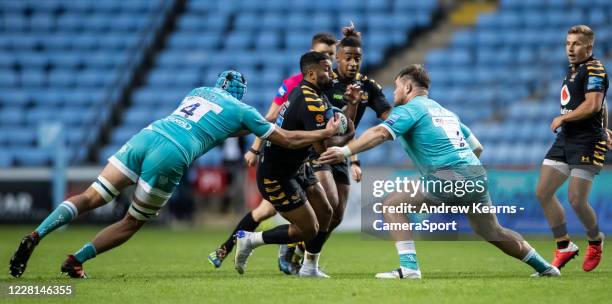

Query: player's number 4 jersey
[{"left": 150, "top": 87, "right": 274, "bottom": 163}]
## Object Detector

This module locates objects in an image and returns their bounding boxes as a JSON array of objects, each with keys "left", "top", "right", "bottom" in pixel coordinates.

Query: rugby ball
[
  {"left": 336, "top": 112, "right": 348, "bottom": 135},
  {"left": 325, "top": 106, "right": 348, "bottom": 135}
]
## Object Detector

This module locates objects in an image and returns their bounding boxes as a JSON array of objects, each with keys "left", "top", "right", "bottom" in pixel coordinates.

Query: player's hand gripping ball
[{"left": 326, "top": 107, "right": 348, "bottom": 135}]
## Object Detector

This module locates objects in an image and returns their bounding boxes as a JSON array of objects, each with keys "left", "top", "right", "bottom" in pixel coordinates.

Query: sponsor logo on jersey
[
  {"left": 118, "top": 144, "right": 129, "bottom": 154},
  {"left": 587, "top": 75, "right": 604, "bottom": 91},
  {"left": 315, "top": 114, "right": 325, "bottom": 123},
  {"left": 385, "top": 113, "right": 400, "bottom": 126},
  {"left": 164, "top": 116, "right": 192, "bottom": 130},
  {"left": 560, "top": 84, "right": 570, "bottom": 106},
  {"left": 276, "top": 84, "right": 287, "bottom": 97}
]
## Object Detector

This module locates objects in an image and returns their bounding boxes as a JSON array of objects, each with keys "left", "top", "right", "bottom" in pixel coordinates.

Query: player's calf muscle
[{"left": 68, "top": 187, "right": 107, "bottom": 213}]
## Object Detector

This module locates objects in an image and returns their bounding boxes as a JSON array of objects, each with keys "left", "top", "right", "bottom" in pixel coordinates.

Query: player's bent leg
[
  {"left": 536, "top": 162, "right": 570, "bottom": 234},
  {"left": 61, "top": 192, "right": 163, "bottom": 279},
  {"left": 465, "top": 212, "right": 558, "bottom": 277},
  {"left": 536, "top": 161, "right": 579, "bottom": 269},
  {"left": 252, "top": 200, "right": 277, "bottom": 221},
  {"left": 329, "top": 183, "right": 350, "bottom": 231},
  {"left": 234, "top": 202, "right": 318, "bottom": 275},
  {"left": 375, "top": 191, "right": 432, "bottom": 280},
  {"left": 62, "top": 144, "right": 179, "bottom": 279},
  {"left": 209, "top": 199, "right": 277, "bottom": 269},
  {"left": 567, "top": 172, "right": 604, "bottom": 271},
  {"left": 9, "top": 162, "right": 134, "bottom": 278},
  {"left": 299, "top": 182, "right": 333, "bottom": 278},
  {"left": 61, "top": 212, "right": 146, "bottom": 279}
]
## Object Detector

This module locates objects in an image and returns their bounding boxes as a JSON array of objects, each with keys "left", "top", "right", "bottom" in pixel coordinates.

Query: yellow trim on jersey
[
  {"left": 263, "top": 178, "right": 277, "bottom": 185},
  {"left": 594, "top": 153, "right": 605, "bottom": 161},
  {"left": 269, "top": 192, "right": 286, "bottom": 201},
  {"left": 265, "top": 185, "right": 281, "bottom": 193},
  {"left": 588, "top": 72, "right": 606, "bottom": 77},
  {"left": 307, "top": 104, "right": 326, "bottom": 112},
  {"left": 587, "top": 66, "right": 605, "bottom": 71},
  {"left": 305, "top": 97, "right": 323, "bottom": 103}
]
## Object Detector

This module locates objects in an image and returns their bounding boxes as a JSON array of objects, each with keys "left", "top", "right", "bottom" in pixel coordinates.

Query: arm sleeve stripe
[
  {"left": 260, "top": 124, "right": 275, "bottom": 139},
  {"left": 466, "top": 134, "right": 482, "bottom": 151},
  {"left": 379, "top": 123, "right": 397, "bottom": 140}
]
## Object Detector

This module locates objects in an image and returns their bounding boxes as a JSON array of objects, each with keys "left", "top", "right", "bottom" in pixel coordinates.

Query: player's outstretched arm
[
  {"left": 318, "top": 125, "right": 391, "bottom": 164},
  {"left": 267, "top": 117, "right": 339, "bottom": 149},
  {"left": 324, "top": 119, "right": 355, "bottom": 147},
  {"left": 230, "top": 129, "right": 251, "bottom": 137},
  {"left": 244, "top": 102, "right": 283, "bottom": 166}
]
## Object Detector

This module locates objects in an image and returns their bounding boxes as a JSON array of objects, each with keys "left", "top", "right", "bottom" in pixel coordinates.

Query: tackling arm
[
  {"left": 266, "top": 118, "right": 339, "bottom": 149},
  {"left": 317, "top": 125, "right": 392, "bottom": 164},
  {"left": 324, "top": 119, "right": 355, "bottom": 147}
]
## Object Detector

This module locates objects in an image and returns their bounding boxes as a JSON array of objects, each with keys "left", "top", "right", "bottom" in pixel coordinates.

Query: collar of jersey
[
  {"left": 301, "top": 79, "right": 321, "bottom": 95},
  {"left": 333, "top": 69, "right": 360, "bottom": 84},
  {"left": 571, "top": 55, "right": 595, "bottom": 68}
]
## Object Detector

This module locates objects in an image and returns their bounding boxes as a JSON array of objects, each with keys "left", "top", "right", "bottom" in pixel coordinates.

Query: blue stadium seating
[
  {"left": 0, "top": 0, "right": 173, "bottom": 167},
  {"left": 101, "top": 0, "right": 439, "bottom": 165},
  {"left": 426, "top": 0, "right": 612, "bottom": 166}
]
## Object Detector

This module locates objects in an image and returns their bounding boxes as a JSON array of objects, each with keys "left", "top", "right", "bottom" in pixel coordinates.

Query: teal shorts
[{"left": 109, "top": 128, "right": 189, "bottom": 211}]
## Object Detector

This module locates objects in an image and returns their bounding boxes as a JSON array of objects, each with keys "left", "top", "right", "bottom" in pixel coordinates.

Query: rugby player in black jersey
[
  {"left": 233, "top": 51, "right": 360, "bottom": 278},
  {"left": 206, "top": 32, "right": 338, "bottom": 273},
  {"left": 536, "top": 25, "right": 612, "bottom": 272},
  {"left": 315, "top": 26, "right": 391, "bottom": 238}
]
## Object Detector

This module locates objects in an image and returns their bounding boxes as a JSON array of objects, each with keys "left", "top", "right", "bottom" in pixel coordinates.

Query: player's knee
[
  {"left": 318, "top": 202, "right": 333, "bottom": 230},
  {"left": 329, "top": 207, "right": 345, "bottom": 230},
  {"left": 471, "top": 221, "right": 502, "bottom": 240},
  {"left": 298, "top": 221, "right": 319, "bottom": 240},
  {"left": 252, "top": 202, "right": 276, "bottom": 221},
  {"left": 535, "top": 185, "right": 554, "bottom": 204},
  {"left": 329, "top": 214, "right": 343, "bottom": 230},
  {"left": 568, "top": 191, "right": 587, "bottom": 209}
]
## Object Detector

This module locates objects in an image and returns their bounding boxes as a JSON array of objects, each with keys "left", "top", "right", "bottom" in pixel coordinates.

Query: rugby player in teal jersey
[
  {"left": 319, "top": 65, "right": 560, "bottom": 279},
  {"left": 9, "top": 70, "right": 340, "bottom": 279}
]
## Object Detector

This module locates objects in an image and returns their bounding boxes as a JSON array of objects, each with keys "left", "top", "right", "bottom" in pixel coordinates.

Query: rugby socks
[
  {"left": 304, "top": 231, "right": 328, "bottom": 254},
  {"left": 588, "top": 231, "right": 603, "bottom": 246},
  {"left": 302, "top": 251, "right": 320, "bottom": 269},
  {"left": 522, "top": 248, "right": 552, "bottom": 273},
  {"left": 552, "top": 223, "right": 569, "bottom": 249},
  {"left": 556, "top": 240, "right": 570, "bottom": 249},
  {"left": 35, "top": 201, "right": 79, "bottom": 239},
  {"left": 396, "top": 241, "right": 419, "bottom": 271},
  {"left": 261, "top": 225, "right": 291, "bottom": 244},
  {"left": 74, "top": 242, "right": 97, "bottom": 264},
  {"left": 588, "top": 240, "right": 602, "bottom": 246},
  {"left": 586, "top": 226, "right": 601, "bottom": 241},
  {"left": 224, "top": 211, "right": 259, "bottom": 251}
]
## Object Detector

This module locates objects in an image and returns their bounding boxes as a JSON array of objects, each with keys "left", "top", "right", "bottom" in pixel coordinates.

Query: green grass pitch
[{"left": 1, "top": 226, "right": 610, "bottom": 303}]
